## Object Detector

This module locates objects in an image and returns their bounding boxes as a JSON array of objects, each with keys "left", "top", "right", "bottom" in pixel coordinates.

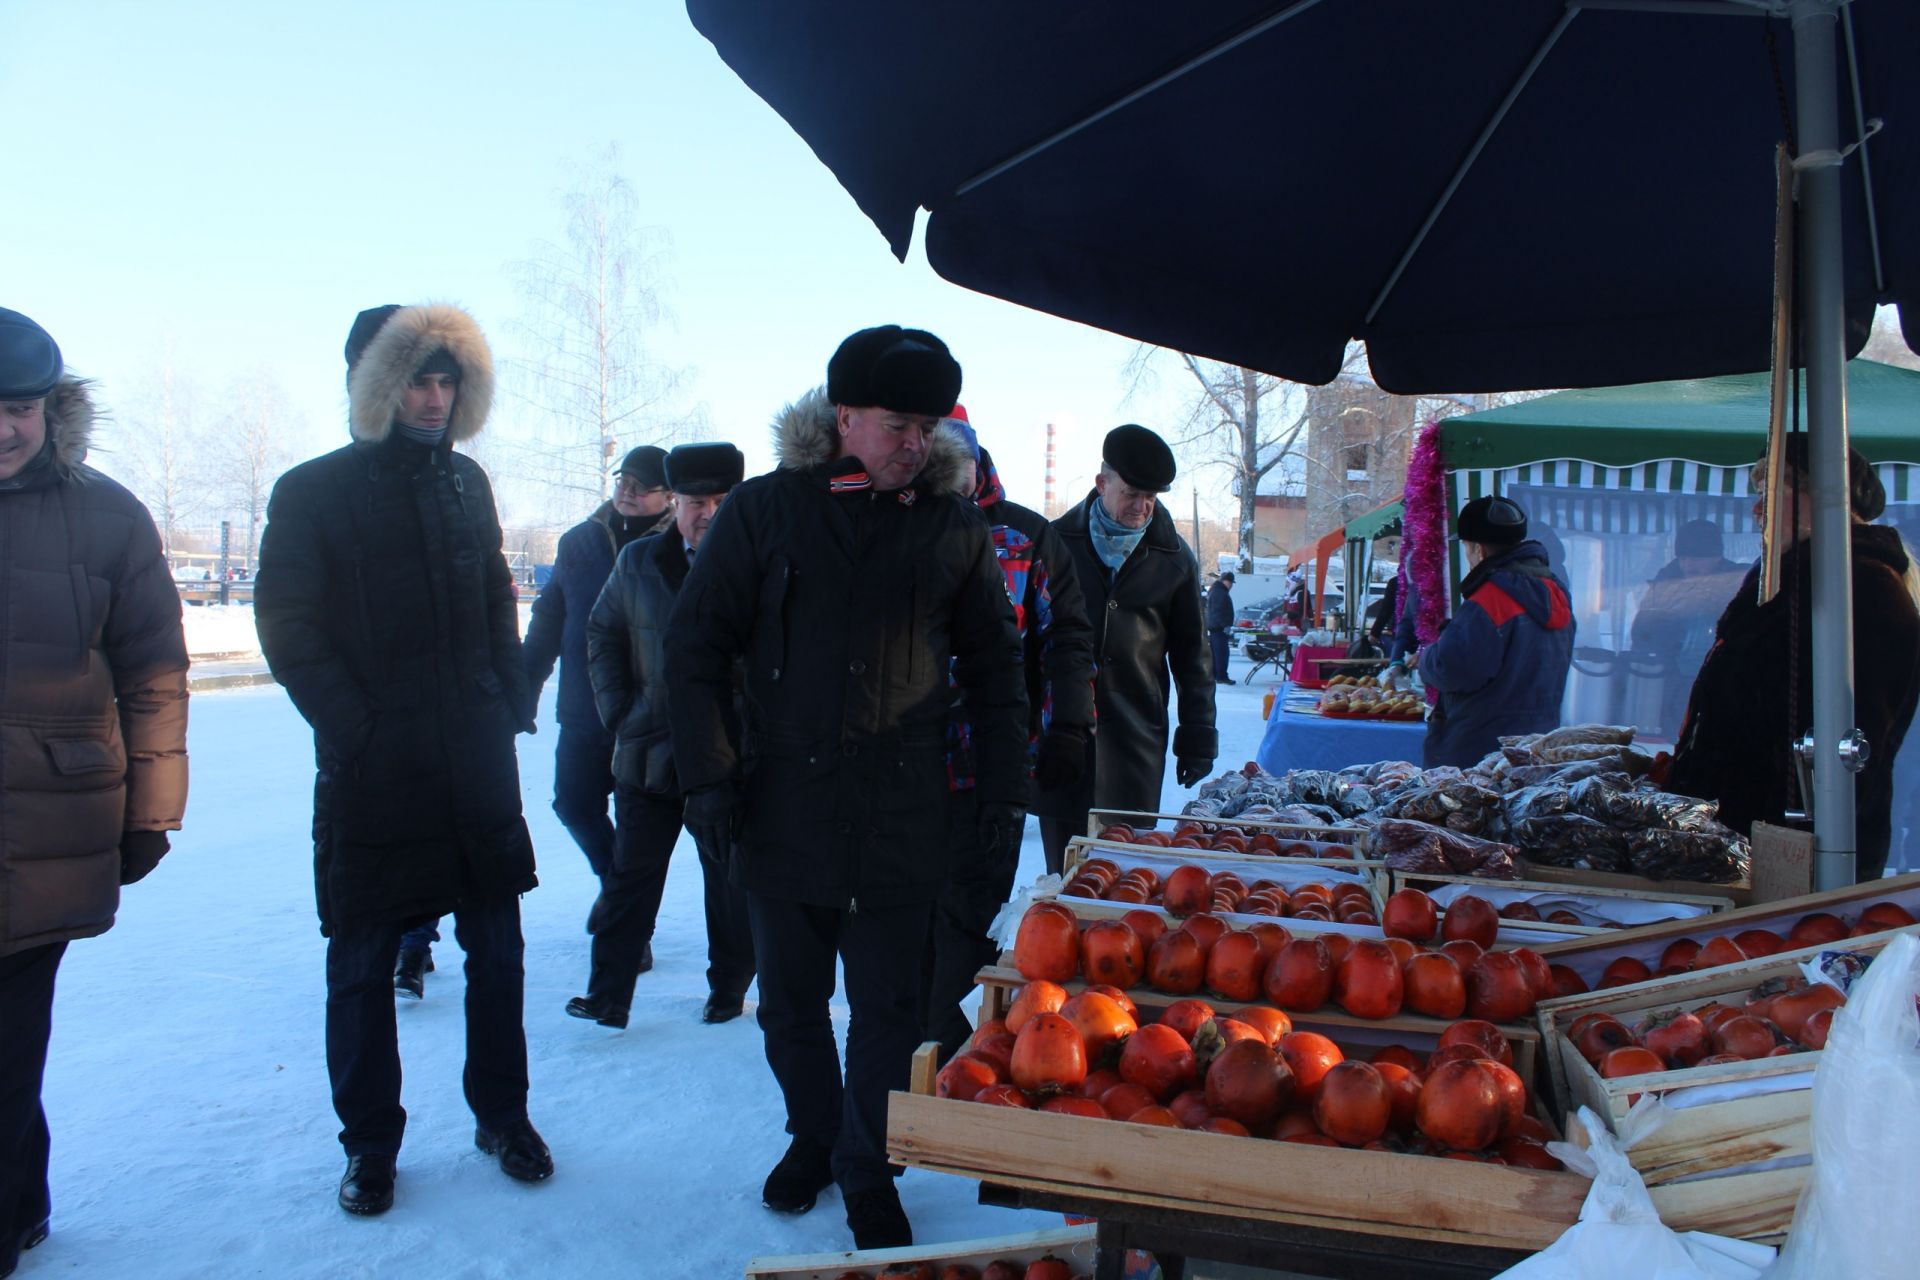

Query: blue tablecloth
[{"left": 1256, "top": 701, "right": 1428, "bottom": 774}]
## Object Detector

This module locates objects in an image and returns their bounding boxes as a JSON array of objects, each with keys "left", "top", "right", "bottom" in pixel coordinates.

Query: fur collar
[
  {"left": 770, "top": 386, "right": 973, "bottom": 497},
  {"left": 44, "top": 377, "right": 96, "bottom": 475},
  {"left": 346, "top": 303, "right": 494, "bottom": 444}
]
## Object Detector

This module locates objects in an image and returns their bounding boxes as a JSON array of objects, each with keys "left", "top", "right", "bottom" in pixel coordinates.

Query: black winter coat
[
  {"left": 1669, "top": 524, "right": 1920, "bottom": 877},
  {"left": 523, "top": 501, "right": 671, "bottom": 733},
  {"left": 256, "top": 434, "right": 537, "bottom": 934},
  {"left": 0, "top": 379, "right": 189, "bottom": 958},
  {"left": 586, "top": 531, "right": 716, "bottom": 795},
  {"left": 666, "top": 390, "right": 1027, "bottom": 910},
  {"left": 1032, "top": 493, "right": 1218, "bottom": 820},
  {"left": 1205, "top": 580, "right": 1234, "bottom": 630}
]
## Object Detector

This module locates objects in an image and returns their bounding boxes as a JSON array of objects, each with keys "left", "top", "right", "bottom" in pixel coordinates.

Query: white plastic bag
[
  {"left": 1763, "top": 931, "right": 1920, "bottom": 1279},
  {"left": 1493, "top": 1108, "right": 1773, "bottom": 1279}
]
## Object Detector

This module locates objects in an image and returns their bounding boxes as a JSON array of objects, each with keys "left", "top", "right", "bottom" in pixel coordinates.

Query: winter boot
[
  {"left": 701, "top": 990, "right": 745, "bottom": 1024},
  {"left": 475, "top": 1119, "right": 554, "bottom": 1183},
  {"left": 845, "top": 1183, "right": 912, "bottom": 1250},
  {"left": 761, "top": 1135, "right": 834, "bottom": 1214},
  {"left": 337, "top": 1153, "right": 396, "bottom": 1216},
  {"left": 394, "top": 948, "right": 429, "bottom": 1000},
  {"left": 563, "top": 992, "right": 629, "bottom": 1029}
]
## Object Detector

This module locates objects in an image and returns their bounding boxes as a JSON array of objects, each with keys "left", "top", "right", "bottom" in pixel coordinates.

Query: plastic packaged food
[{"left": 1365, "top": 818, "right": 1524, "bottom": 878}]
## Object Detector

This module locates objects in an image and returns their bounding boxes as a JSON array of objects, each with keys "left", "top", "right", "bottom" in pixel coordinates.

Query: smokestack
[{"left": 1044, "top": 422, "right": 1057, "bottom": 515}]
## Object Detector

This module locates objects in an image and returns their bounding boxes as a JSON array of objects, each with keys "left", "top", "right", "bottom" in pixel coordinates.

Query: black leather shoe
[
  {"left": 761, "top": 1136, "right": 834, "bottom": 1214},
  {"left": 20, "top": 1219, "right": 48, "bottom": 1252},
  {"left": 476, "top": 1119, "right": 554, "bottom": 1183},
  {"left": 564, "top": 993, "right": 629, "bottom": 1029},
  {"left": 636, "top": 942, "right": 653, "bottom": 975},
  {"left": 845, "top": 1184, "right": 912, "bottom": 1250},
  {"left": 394, "top": 949, "right": 428, "bottom": 1000},
  {"left": 338, "top": 1154, "right": 396, "bottom": 1216},
  {"left": 701, "top": 992, "right": 745, "bottom": 1024}
]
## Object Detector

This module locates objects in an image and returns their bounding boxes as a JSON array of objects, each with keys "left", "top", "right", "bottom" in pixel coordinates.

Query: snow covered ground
[{"left": 33, "top": 654, "right": 1276, "bottom": 1278}]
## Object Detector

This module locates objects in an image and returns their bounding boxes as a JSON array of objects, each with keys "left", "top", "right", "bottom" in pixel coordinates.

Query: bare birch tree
[
  {"left": 503, "top": 147, "right": 693, "bottom": 523},
  {"left": 215, "top": 370, "right": 298, "bottom": 569},
  {"left": 110, "top": 351, "right": 207, "bottom": 559}
]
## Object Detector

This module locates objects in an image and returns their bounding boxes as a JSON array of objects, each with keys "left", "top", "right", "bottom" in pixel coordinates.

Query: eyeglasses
[{"left": 613, "top": 476, "right": 667, "bottom": 496}]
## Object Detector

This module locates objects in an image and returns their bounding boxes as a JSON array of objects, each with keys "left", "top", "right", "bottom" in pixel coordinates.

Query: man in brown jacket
[{"left": 0, "top": 308, "right": 189, "bottom": 1278}]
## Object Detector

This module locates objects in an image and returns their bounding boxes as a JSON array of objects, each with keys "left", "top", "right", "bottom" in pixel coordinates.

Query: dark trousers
[
  {"left": 586, "top": 787, "right": 681, "bottom": 1007},
  {"left": 553, "top": 726, "right": 617, "bottom": 879},
  {"left": 748, "top": 893, "right": 930, "bottom": 1197},
  {"left": 921, "top": 793, "right": 1015, "bottom": 1062},
  {"left": 0, "top": 942, "right": 64, "bottom": 1268},
  {"left": 325, "top": 895, "right": 529, "bottom": 1156},
  {"left": 695, "top": 837, "right": 756, "bottom": 1001},
  {"left": 1208, "top": 627, "right": 1232, "bottom": 682},
  {"left": 1039, "top": 814, "right": 1086, "bottom": 878}
]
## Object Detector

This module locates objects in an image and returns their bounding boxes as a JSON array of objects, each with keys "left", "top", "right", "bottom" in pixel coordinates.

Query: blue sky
[{"left": 3, "top": 1, "right": 1199, "bottom": 523}]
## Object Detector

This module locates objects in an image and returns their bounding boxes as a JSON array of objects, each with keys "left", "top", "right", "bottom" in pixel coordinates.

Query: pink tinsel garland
[{"left": 1403, "top": 420, "right": 1450, "bottom": 647}]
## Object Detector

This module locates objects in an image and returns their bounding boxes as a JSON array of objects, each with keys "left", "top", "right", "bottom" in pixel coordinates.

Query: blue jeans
[{"left": 325, "top": 895, "right": 529, "bottom": 1155}]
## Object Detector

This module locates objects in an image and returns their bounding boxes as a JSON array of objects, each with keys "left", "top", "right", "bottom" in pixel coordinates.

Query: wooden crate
[
  {"left": 1088, "top": 808, "right": 1369, "bottom": 852},
  {"left": 746, "top": 1224, "right": 1096, "bottom": 1279},
  {"left": 1534, "top": 936, "right": 1901, "bottom": 1240},
  {"left": 1063, "top": 837, "right": 1383, "bottom": 909},
  {"left": 972, "top": 957, "right": 1544, "bottom": 1088},
  {"left": 1386, "top": 870, "right": 1735, "bottom": 939},
  {"left": 1517, "top": 861, "right": 1754, "bottom": 907},
  {"left": 1534, "top": 871, "right": 1920, "bottom": 995},
  {"left": 887, "top": 1048, "right": 1588, "bottom": 1253}
]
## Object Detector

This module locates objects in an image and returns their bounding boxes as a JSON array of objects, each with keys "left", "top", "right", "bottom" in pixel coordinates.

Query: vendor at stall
[
  {"left": 1416, "top": 496, "right": 1575, "bottom": 768},
  {"left": 1631, "top": 518, "right": 1746, "bottom": 739},
  {"left": 1668, "top": 440, "right": 1920, "bottom": 881}
]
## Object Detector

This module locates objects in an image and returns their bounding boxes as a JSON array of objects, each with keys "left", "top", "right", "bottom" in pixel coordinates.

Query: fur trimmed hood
[
  {"left": 770, "top": 386, "right": 973, "bottom": 497},
  {"left": 43, "top": 376, "right": 96, "bottom": 475},
  {"left": 346, "top": 303, "right": 494, "bottom": 444}
]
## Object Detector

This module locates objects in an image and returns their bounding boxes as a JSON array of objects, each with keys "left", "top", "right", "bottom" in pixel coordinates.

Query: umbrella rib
[
  {"left": 953, "top": 0, "right": 1329, "bottom": 198},
  {"left": 1840, "top": 3, "right": 1885, "bottom": 293},
  {"left": 1364, "top": 8, "right": 1579, "bottom": 328}
]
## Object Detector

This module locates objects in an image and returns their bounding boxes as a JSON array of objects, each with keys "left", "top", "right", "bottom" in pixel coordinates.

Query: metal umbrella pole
[{"left": 1791, "top": 0, "right": 1860, "bottom": 888}]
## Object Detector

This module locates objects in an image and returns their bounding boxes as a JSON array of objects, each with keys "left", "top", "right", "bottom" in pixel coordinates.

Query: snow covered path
[{"left": 35, "top": 665, "right": 1277, "bottom": 1278}]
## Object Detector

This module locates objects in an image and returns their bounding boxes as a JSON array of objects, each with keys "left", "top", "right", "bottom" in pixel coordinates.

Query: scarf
[
  {"left": 1088, "top": 495, "right": 1148, "bottom": 572},
  {"left": 394, "top": 421, "right": 447, "bottom": 447}
]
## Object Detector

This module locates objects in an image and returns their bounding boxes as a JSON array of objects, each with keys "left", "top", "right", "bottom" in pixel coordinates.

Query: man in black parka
[
  {"left": 666, "top": 327, "right": 1027, "bottom": 1251},
  {"left": 1032, "top": 426, "right": 1218, "bottom": 874},
  {"left": 577, "top": 442, "right": 754, "bottom": 1030},
  {"left": 255, "top": 303, "right": 552, "bottom": 1217}
]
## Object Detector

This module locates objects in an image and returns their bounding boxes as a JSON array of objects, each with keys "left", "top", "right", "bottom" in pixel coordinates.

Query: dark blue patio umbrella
[{"left": 689, "top": 0, "right": 1919, "bottom": 885}]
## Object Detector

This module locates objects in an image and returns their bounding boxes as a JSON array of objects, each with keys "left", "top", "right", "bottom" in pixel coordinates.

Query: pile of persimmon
[
  {"left": 1577, "top": 901, "right": 1918, "bottom": 991},
  {"left": 1566, "top": 978, "right": 1848, "bottom": 1086},
  {"left": 1015, "top": 895, "right": 1555, "bottom": 1024},
  {"left": 830, "top": 1258, "right": 1081, "bottom": 1280},
  {"left": 936, "top": 983, "right": 1563, "bottom": 1168},
  {"left": 1063, "top": 857, "right": 1376, "bottom": 924},
  {"left": 1094, "top": 822, "right": 1355, "bottom": 859}
]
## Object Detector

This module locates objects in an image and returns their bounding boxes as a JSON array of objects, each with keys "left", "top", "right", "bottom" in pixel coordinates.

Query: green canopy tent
[
  {"left": 1434, "top": 360, "right": 1920, "bottom": 871},
  {"left": 1341, "top": 499, "right": 1404, "bottom": 642}
]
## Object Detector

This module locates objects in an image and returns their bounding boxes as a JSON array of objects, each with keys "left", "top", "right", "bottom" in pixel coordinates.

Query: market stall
[{"left": 1255, "top": 698, "right": 1426, "bottom": 775}]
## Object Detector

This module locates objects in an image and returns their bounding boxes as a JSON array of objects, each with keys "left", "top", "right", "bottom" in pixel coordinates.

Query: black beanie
[
  {"left": 826, "top": 325, "right": 961, "bottom": 416},
  {"left": 1775, "top": 435, "right": 1887, "bottom": 522},
  {"left": 0, "top": 307, "right": 62, "bottom": 400},
  {"left": 1457, "top": 495, "right": 1528, "bottom": 547},
  {"left": 1675, "top": 519, "right": 1725, "bottom": 558},
  {"left": 1102, "top": 424, "right": 1177, "bottom": 492}
]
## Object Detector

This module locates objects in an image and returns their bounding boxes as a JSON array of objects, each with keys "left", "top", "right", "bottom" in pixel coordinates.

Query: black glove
[
  {"left": 683, "top": 784, "right": 742, "bottom": 865},
  {"left": 1175, "top": 757, "right": 1214, "bottom": 789},
  {"left": 1032, "top": 727, "right": 1087, "bottom": 793},
  {"left": 119, "top": 830, "right": 170, "bottom": 885},
  {"left": 976, "top": 802, "right": 1027, "bottom": 866}
]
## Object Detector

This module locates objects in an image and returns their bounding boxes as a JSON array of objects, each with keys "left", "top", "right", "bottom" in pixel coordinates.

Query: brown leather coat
[{"left": 0, "top": 378, "right": 190, "bottom": 957}]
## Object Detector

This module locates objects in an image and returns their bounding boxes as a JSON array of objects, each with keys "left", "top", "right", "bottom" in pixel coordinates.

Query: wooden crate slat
[
  {"left": 886, "top": 1091, "right": 1586, "bottom": 1251},
  {"left": 746, "top": 1224, "right": 1097, "bottom": 1279}
]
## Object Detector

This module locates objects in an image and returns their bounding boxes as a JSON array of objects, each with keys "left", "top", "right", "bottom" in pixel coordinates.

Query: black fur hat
[
  {"left": 826, "top": 325, "right": 961, "bottom": 416},
  {"left": 0, "top": 307, "right": 62, "bottom": 400},
  {"left": 1102, "top": 424, "right": 1177, "bottom": 492},
  {"left": 1457, "top": 495, "right": 1528, "bottom": 547},
  {"left": 664, "top": 443, "right": 745, "bottom": 496}
]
